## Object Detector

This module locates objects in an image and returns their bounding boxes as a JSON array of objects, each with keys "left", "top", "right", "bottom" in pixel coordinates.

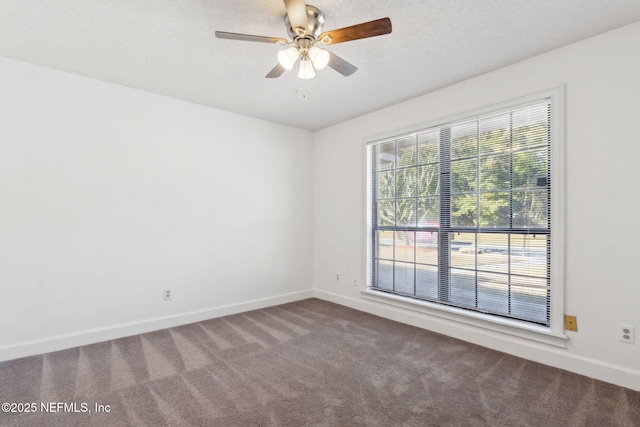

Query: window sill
[{"left": 361, "top": 288, "right": 568, "bottom": 348}]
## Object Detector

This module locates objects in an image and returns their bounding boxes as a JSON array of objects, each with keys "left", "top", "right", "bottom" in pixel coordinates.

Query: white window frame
[{"left": 363, "top": 87, "right": 566, "bottom": 347}]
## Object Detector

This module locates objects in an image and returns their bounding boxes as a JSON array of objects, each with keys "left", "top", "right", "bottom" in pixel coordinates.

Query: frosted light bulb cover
[
  {"left": 298, "top": 59, "right": 315, "bottom": 79},
  {"left": 277, "top": 47, "right": 299, "bottom": 70},
  {"left": 309, "top": 46, "right": 330, "bottom": 70}
]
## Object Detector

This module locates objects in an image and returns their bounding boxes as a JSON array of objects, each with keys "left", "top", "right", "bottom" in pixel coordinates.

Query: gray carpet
[{"left": 1, "top": 298, "right": 638, "bottom": 426}]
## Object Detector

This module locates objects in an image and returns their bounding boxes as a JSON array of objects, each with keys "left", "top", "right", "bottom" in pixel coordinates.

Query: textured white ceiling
[{"left": 1, "top": 1, "right": 640, "bottom": 130}]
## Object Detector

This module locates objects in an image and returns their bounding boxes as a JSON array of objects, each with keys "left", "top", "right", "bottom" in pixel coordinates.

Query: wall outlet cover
[
  {"left": 620, "top": 325, "right": 635, "bottom": 344},
  {"left": 564, "top": 315, "right": 578, "bottom": 331}
]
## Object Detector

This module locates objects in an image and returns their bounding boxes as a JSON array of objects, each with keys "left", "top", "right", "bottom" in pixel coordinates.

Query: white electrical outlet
[
  {"left": 336, "top": 274, "right": 340, "bottom": 283},
  {"left": 352, "top": 278, "right": 358, "bottom": 287},
  {"left": 619, "top": 325, "right": 635, "bottom": 344},
  {"left": 163, "top": 289, "right": 172, "bottom": 301}
]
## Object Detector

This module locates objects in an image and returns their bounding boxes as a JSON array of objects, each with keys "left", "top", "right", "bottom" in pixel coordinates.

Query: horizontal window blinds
[{"left": 370, "top": 100, "right": 551, "bottom": 325}]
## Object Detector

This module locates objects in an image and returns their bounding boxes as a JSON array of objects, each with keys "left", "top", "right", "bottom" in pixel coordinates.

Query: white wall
[
  {"left": 313, "top": 21, "right": 640, "bottom": 390},
  {"left": 0, "top": 57, "right": 314, "bottom": 359}
]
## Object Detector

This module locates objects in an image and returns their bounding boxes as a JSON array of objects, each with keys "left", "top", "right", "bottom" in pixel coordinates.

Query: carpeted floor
[{"left": 1, "top": 298, "right": 638, "bottom": 426}]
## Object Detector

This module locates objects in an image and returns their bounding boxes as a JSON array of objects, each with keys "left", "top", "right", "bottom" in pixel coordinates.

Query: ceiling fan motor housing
[{"left": 285, "top": 5, "right": 325, "bottom": 39}]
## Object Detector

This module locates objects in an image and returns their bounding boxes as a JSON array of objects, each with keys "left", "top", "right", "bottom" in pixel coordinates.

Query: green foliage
[
  {"left": 376, "top": 134, "right": 439, "bottom": 226},
  {"left": 376, "top": 120, "right": 549, "bottom": 230},
  {"left": 450, "top": 123, "right": 549, "bottom": 228}
]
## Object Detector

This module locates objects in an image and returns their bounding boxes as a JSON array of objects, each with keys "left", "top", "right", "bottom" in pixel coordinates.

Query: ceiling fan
[{"left": 215, "top": 0, "right": 392, "bottom": 79}]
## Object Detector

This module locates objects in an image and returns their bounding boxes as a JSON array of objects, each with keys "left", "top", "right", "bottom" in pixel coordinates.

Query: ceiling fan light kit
[{"left": 215, "top": 0, "right": 392, "bottom": 80}]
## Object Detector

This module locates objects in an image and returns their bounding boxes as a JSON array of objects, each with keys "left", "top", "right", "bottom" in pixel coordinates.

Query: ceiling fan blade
[
  {"left": 327, "top": 51, "right": 358, "bottom": 77},
  {"left": 215, "top": 31, "right": 288, "bottom": 45},
  {"left": 283, "top": 0, "right": 309, "bottom": 34},
  {"left": 320, "top": 17, "right": 392, "bottom": 45},
  {"left": 266, "top": 64, "right": 286, "bottom": 79}
]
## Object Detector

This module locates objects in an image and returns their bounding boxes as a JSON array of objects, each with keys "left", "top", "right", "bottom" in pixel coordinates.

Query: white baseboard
[
  {"left": 313, "top": 289, "right": 640, "bottom": 392},
  {"left": 0, "top": 289, "right": 314, "bottom": 363}
]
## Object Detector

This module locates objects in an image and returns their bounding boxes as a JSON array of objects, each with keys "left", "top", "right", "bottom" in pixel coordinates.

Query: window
[{"left": 367, "top": 95, "right": 561, "bottom": 328}]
